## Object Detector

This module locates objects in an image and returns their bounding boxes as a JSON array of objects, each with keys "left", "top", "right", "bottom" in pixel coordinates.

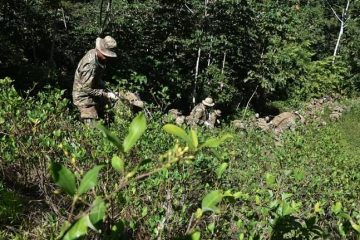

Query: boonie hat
[
  {"left": 202, "top": 97, "right": 215, "bottom": 107},
  {"left": 96, "top": 36, "right": 117, "bottom": 58}
]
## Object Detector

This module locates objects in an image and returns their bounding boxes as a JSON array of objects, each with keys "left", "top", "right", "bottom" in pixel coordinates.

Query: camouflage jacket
[
  {"left": 72, "top": 49, "right": 106, "bottom": 107},
  {"left": 205, "top": 111, "right": 219, "bottom": 128},
  {"left": 187, "top": 103, "right": 208, "bottom": 125}
]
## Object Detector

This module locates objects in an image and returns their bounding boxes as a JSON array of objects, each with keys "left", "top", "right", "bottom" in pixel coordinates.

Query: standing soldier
[
  {"left": 72, "top": 36, "right": 119, "bottom": 124},
  {"left": 186, "top": 97, "right": 215, "bottom": 126}
]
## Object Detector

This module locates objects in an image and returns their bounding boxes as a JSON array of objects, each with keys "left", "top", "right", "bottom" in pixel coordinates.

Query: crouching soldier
[
  {"left": 186, "top": 97, "right": 215, "bottom": 126},
  {"left": 205, "top": 109, "right": 221, "bottom": 129},
  {"left": 165, "top": 109, "right": 185, "bottom": 125},
  {"left": 72, "top": 36, "right": 119, "bottom": 124}
]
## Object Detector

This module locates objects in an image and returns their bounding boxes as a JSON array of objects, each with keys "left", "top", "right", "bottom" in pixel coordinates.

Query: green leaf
[
  {"left": 163, "top": 124, "right": 190, "bottom": 144},
  {"left": 207, "top": 222, "right": 215, "bottom": 234},
  {"left": 265, "top": 173, "right": 276, "bottom": 187},
  {"left": 123, "top": 112, "right": 147, "bottom": 153},
  {"left": 111, "top": 155, "right": 124, "bottom": 173},
  {"left": 238, "top": 233, "right": 245, "bottom": 240},
  {"left": 350, "top": 220, "right": 360, "bottom": 233},
  {"left": 57, "top": 221, "right": 72, "bottom": 240},
  {"left": 293, "top": 169, "right": 305, "bottom": 182},
  {"left": 281, "top": 202, "right": 294, "bottom": 216},
  {"left": 189, "top": 129, "right": 198, "bottom": 149},
  {"left": 191, "top": 231, "right": 201, "bottom": 240},
  {"left": 63, "top": 215, "right": 91, "bottom": 240},
  {"left": 97, "top": 124, "right": 122, "bottom": 149},
  {"left": 141, "top": 207, "right": 148, "bottom": 217},
  {"left": 215, "top": 163, "right": 228, "bottom": 179},
  {"left": 201, "top": 190, "right": 223, "bottom": 213},
  {"left": 314, "top": 202, "right": 322, "bottom": 213},
  {"left": 200, "top": 134, "right": 232, "bottom": 148},
  {"left": 78, "top": 165, "right": 103, "bottom": 195},
  {"left": 50, "top": 162, "right": 77, "bottom": 196},
  {"left": 223, "top": 190, "right": 233, "bottom": 197},
  {"left": 194, "top": 208, "right": 203, "bottom": 219},
  {"left": 89, "top": 197, "right": 106, "bottom": 225},
  {"left": 332, "top": 202, "right": 342, "bottom": 214}
]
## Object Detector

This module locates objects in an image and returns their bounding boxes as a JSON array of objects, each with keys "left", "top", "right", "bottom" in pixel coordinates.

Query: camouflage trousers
[
  {"left": 78, "top": 105, "right": 99, "bottom": 119},
  {"left": 76, "top": 97, "right": 110, "bottom": 120}
]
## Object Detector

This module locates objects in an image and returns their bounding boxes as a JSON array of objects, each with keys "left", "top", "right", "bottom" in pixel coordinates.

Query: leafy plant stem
[{"left": 68, "top": 196, "right": 79, "bottom": 222}]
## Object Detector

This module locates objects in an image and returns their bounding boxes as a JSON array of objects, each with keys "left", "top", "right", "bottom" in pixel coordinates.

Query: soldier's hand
[
  {"left": 106, "top": 92, "right": 119, "bottom": 101},
  {"left": 131, "top": 100, "right": 144, "bottom": 109}
]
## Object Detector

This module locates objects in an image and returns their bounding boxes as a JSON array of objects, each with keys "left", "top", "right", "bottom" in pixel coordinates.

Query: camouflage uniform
[
  {"left": 186, "top": 103, "right": 208, "bottom": 126},
  {"left": 205, "top": 110, "right": 221, "bottom": 129},
  {"left": 72, "top": 49, "right": 107, "bottom": 119},
  {"left": 165, "top": 109, "right": 185, "bottom": 126}
]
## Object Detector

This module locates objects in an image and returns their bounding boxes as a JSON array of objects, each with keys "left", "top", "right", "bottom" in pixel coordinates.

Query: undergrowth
[{"left": 0, "top": 77, "right": 359, "bottom": 239}]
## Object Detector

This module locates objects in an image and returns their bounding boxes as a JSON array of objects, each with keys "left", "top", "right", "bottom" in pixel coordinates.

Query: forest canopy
[{"left": 1, "top": 0, "right": 359, "bottom": 112}]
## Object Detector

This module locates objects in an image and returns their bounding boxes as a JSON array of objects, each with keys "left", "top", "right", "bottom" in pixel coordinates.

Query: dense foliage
[
  {"left": 1, "top": 0, "right": 360, "bottom": 239},
  {"left": 1, "top": 0, "right": 359, "bottom": 111},
  {"left": 1, "top": 78, "right": 360, "bottom": 239}
]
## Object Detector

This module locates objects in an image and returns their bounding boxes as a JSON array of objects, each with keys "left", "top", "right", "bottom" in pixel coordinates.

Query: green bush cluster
[{"left": 1, "top": 78, "right": 360, "bottom": 239}]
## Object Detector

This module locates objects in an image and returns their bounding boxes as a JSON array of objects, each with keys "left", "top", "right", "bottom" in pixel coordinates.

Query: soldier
[
  {"left": 166, "top": 109, "right": 185, "bottom": 126},
  {"left": 72, "top": 36, "right": 119, "bottom": 124},
  {"left": 255, "top": 113, "right": 270, "bottom": 131},
  {"left": 186, "top": 97, "right": 215, "bottom": 126},
  {"left": 205, "top": 109, "right": 221, "bottom": 129}
]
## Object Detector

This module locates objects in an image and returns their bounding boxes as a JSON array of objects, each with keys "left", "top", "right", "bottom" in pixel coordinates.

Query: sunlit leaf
[
  {"left": 223, "top": 190, "right": 233, "bottom": 197},
  {"left": 63, "top": 215, "right": 91, "bottom": 240},
  {"left": 282, "top": 202, "right": 294, "bottom": 216},
  {"left": 163, "top": 124, "right": 190, "bottom": 144},
  {"left": 215, "top": 163, "right": 228, "bottom": 179},
  {"left": 111, "top": 155, "right": 124, "bottom": 173},
  {"left": 332, "top": 202, "right": 342, "bottom": 214},
  {"left": 90, "top": 197, "right": 106, "bottom": 225},
  {"left": 195, "top": 208, "right": 203, "bottom": 219},
  {"left": 350, "top": 220, "right": 360, "bottom": 233},
  {"left": 314, "top": 202, "right": 322, "bottom": 213},
  {"left": 50, "top": 162, "right": 77, "bottom": 196},
  {"left": 123, "top": 112, "right": 147, "bottom": 153},
  {"left": 191, "top": 231, "right": 201, "bottom": 240},
  {"left": 265, "top": 173, "right": 276, "bottom": 187},
  {"left": 200, "top": 134, "right": 232, "bottom": 148},
  {"left": 189, "top": 129, "right": 198, "bottom": 149},
  {"left": 78, "top": 165, "right": 103, "bottom": 195},
  {"left": 207, "top": 222, "right": 215, "bottom": 234},
  {"left": 201, "top": 190, "right": 223, "bottom": 213}
]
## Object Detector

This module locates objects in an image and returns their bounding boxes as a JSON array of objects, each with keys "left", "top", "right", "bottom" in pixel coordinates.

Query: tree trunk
[
  {"left": 332, "top": 0, "right": 350, "bottom": 64},
  {"left": 193, "top": 48, "right": 201, "bottom": 107}
]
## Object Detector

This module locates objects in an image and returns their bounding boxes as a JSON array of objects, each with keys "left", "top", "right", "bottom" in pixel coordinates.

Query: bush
[{"left": 1, "top": 78, "right": 360, "bottom": 239}]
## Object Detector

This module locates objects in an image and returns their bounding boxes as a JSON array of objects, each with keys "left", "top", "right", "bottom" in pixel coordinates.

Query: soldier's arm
[{"left": 193, "top": 108, "right": 204, "bottom": 123}]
